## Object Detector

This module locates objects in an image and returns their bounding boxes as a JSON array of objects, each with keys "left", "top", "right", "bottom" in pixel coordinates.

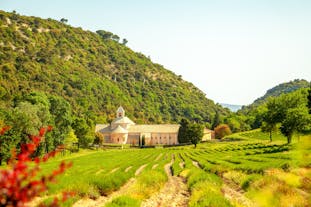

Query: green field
[{"left": 34, "top": 131, "right": 310, "bottom": 207}]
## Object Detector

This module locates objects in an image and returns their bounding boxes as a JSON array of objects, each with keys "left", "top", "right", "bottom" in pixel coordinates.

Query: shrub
[
  {"left": 214, "top": 124, "right": 232, "bottom": 139},
  {"left": 0, "top": 126, "right": 72, "bottom": 206}
]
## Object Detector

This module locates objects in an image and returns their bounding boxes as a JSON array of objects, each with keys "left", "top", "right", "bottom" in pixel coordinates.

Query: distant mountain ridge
[
  {"left": 0, "top": 10, "right": 229, "bottom": 125},
  {"left": 220, "top": 103, "right": 242, "bottom": 112}
]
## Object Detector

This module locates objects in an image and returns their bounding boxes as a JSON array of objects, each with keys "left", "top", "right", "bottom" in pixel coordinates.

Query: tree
[
  {"left": 111, "top": 34, "right": 120, "bottom": 42},
  {"left": 214, "top": 124, "right": 232, "bottom": 139},
  {"left": 71, "top": 117, "right": 90, "bottom": 145},
  {"left": 122, "top": 38, "right": 128, "bottom": 45},
  {"left": 178, "top": 119, "right": 203, "bottom": 147},
  {"left": 261, "top": 122, "right": 277, "bottom": 142},
  {"left": 262, "top": 89, "right": 310, "bottom": 144},
  {"left": 60, "top": 18, "right": 68, "bottom": 24},
  {"left": 96, "top": 30, "right": 115, "bottom": 40},
  {"left": 261, "top": 98, "right": 283, "bottom": 142},
  {"left": 187, "top": 123, "right": 204, "bottom": 148},
  {"left": 64, "top": 128, "right": 78, "bottom": 152},
  {"left": 64, "top": 128, "right": 78, "bottom": 146},
  {"left": 308, "top": 84, "right": 311, "bottom": 114},
  {"left": 280, "top": 107, "right": 310, "bottom": 144},
  {"left": 48, "top": 96, "right": 72, "bottom": 148},
  {"left": 212, "top": 111, "right": 220, "bottom": 129},
  {"left": 94, "top": 132, "right": 104, "bottom": 145},
  {"left": 178, "top": 118, "right": 190, "bottom": 143}
]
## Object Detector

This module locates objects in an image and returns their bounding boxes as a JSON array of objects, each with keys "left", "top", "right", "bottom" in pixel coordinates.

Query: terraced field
[{"left": 28, "top": 132, "right": 310, "bottom": 207}]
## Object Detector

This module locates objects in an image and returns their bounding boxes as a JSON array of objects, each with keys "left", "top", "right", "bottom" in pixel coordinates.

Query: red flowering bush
[{"left": 0, "top": 126, "right": 73, "bottom": 207}]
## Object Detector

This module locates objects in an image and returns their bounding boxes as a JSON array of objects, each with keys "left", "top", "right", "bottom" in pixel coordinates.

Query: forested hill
[
  {"left": 253, "top": 79, "right": 309, "bottom": 105},
  {"left": 237, "top": 79, "right": 310, "bottom": 129},
  {"left": 0, "top": 10, "right": 228, "bottom": 125},
  {"left": 240, "top": 79, "right": 309, "bottom": 113}
]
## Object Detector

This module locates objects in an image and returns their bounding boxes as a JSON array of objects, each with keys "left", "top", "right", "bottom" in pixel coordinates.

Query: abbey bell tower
[{"left": 116, "top": 106, "right": 125, "bottom": 118}]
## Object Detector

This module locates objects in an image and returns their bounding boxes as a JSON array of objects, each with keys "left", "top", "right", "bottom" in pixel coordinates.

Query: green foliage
[
  {"left": 188, "top": 123, "right": 204, "bottom": 148},
  {"left": 64, "top": 128, "right": 78, "bottom": 146},
  {"left": 178, "top": 119, "right": 204, "bottom": 147},
  {"left": 262, "top": 89, "right": 311, "bottom": 143},
  {"left": 178, "top": 119, "right": 190, "bottom": 143},
  {"left": 308, "top": 84, "right": 311, "bottom": 114},
  {"left": 106, "top": 196, "right": 141, "bottom": 207},
  {"left": 239, "top": 79, "right": 310, "bottom": 129},
  {"left": 0, "top": 10, "right": 228, "bottom": 130},
  {"left": 214, "top": 124, "right": 232, "bottom": 139},
  {"left": 185, "top": 168, "right": 232, "bottom": 207}
]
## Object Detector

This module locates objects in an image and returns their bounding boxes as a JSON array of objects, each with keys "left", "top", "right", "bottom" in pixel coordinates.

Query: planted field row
[{"left": 37, "top": 149, "right": 171, "bottom": 206}]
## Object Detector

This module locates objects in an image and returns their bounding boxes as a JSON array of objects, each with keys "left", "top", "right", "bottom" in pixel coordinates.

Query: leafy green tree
[
  {"left": 280, "top": 107, "right": 310, "bottom": 143},
  {"left": 225, "top": 117, "right": 241, "bottom": 133},
  {"left": 64, "top": 128, "right": 78, "bottom": 152},
  {"left": 48, "top": 96, "right": 72, "bottom": 147},
  {"left": 72, "top": 117, "right": 89, "bottom": 143},
  {"left": 111, "top": 34, "right": 120, "bottom": 42},
  {"left": 122, "top": 38, "right": 128, "bottom": 45},
  {"left": 308, "top": 84, "right": 311, "bottom": 114},
  {"left": 262, "top": 89, "right": 310, "bottom": 144},
  {"left": 187, "top": 123, "right": 204, "bottom": 148},
  {"left": 178, "top": 119, "right": 190, "bottom": 143},
  {"left": 261, "top": 98, "right": 283, "bottom": 141},
  {"left": 96, "top": 30, "right": 113, "bottom": 40},
  {"left": 60, "top": 18, "right": 68, "bottom": 24},
  {"left": 212, "top": 111, "right": 220, "bottom": 129}
]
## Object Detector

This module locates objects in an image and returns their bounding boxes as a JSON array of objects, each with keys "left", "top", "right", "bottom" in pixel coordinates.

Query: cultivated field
[{"left": 29, "top": 131, "right": 310, "bottom": 207}]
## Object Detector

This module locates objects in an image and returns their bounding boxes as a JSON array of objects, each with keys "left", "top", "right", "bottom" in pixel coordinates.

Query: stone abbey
[{"left": 95, "top": 106, "right": 213, "bottom": 146}]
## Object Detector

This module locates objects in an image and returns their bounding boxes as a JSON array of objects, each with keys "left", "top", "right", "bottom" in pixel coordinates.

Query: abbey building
[{"left": 95, "top": 106, "right": 213, "bottom": 146}]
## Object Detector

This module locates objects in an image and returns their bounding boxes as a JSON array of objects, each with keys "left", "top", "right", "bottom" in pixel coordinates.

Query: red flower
[
  {"left": 0, "top": 126, "right": 72, "bottom": 206},
  {"left": 39, "top": 127, "right": 46, "bottom": 137}
]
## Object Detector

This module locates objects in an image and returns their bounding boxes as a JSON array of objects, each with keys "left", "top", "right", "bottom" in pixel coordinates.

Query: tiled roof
[
  {"left": 111, "top": 125, "right": 128, "bottom": 133},
  {"left": 95, "top": 124, "right": 110, "bottom": 132},
  {"left": 128, "top": 124, "right": 180, "bottom": 133},
  {"left": 111, "top": 116, "right": 135, "bottom": 125}
]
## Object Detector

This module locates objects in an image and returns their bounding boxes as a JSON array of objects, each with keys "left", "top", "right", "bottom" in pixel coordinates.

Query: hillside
[
  {"left": 253, "top": 79, "right": 309, "bottom": 104},
  {"left": 239, "top": 79, "right": 309, "bottom": 114},
  {"left": 236, "top": 79, "right": 310, "bottom": 129},
  {"left": 0, "top": 10, "right": 229, "bottom": 125}
]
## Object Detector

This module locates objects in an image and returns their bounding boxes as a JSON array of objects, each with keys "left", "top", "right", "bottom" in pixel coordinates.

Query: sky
[{"left": 1, "top": 0, "right": 311, "bottom": 105}]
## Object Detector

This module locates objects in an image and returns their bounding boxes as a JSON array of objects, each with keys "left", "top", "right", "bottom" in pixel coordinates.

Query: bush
[
  {"left": 214, "top": 124, "right": 232, "bottom": 139},
  {"left": 0, "top": 126, "right": 72, "bottom": 206}
]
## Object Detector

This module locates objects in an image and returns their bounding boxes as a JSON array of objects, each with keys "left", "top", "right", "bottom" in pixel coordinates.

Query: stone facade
[{"left": 95, "top": 106, "right": 214, "bottom": 146}]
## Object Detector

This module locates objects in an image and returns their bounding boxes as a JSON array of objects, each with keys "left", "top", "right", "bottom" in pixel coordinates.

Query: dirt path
[
  {"left": 152, "top": 164, "right": 158, "bottom": 169},
  {"left": 155, "top": 153, "right": 163, "bottom": 161},
  {"left": 109, "top": 167, "right": 119, "bottom": 174},
  {"left": 141, "top": 160, "right": 189, "bottom": 207},
  {"left": 135, "top": 164, "right": 148, "bottom": 176},
  {"left": 73, "top": 178, "right": 136, "bottom": 207},
  {"left": 125, "top": 166, "right": 132, "bottom": 172},
  {"left": 192, "top": 160, "right": 200, "bottom": 168},
  {"left": 179, "top": 162, "right": 185, "bottom": 169}
]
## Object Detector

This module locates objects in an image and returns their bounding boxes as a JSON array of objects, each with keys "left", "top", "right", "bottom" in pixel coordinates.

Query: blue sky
[{"left": 1, "top": 0, "right": 311, "bottom": 105}]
